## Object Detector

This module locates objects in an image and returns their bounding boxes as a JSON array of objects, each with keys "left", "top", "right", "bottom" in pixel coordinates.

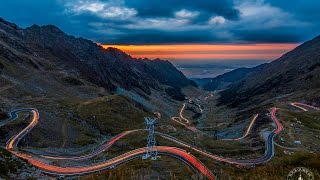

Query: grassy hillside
[
  {"left": 0, "top": 108, "right": 8, "bottom": 119},
  {"left": 222, "top": 151, "right": 320, "bottom": 179},
  {"left": 0, "top": 148, "right": 41, "bottom": 179},
  {"left": 77, "top": 95, "right": 152, "bottom": 135}
]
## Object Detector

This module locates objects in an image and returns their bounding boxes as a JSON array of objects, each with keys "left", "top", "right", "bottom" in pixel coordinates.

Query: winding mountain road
[
  {"left": 21, "top": 146, "right": 214, "bottom": 178},
  {"left": 290, "top": 102, "right": 320, "bottom": 111},
  {"left": 171, "top": 102, "right": 199, "bottom": 132},
  {"left": 2, "top": 109, "right": 215, "bottom": 179},
  {"left": 3, "top": 101, "right": 317, "bottom": 178},
  {"left": 172, "top": 98, "right": 259, "bottom": 139},
  {"left": 222, "top": 114, "right": 259, "bottom": 141}
]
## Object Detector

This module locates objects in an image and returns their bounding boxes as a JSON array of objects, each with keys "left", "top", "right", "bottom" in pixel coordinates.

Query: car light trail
[
  {"left": 290, "top": 102, "right": 320, "bottom": 111},
  {"left": 1, "top": 102, "right": 290, "bottom": 178},
  {"left": 2, "top": 109, "right": 214, "bottom": 179},
  {"left": 204, "top": 94, "right": 214, "bottom": 101},
  {"left": 223, "top": 114, "right": 259, "bottom": 141},
  {"left": 14, "top": 146, "right": 215, "bottom": 179},
  {"left": 179, "top": 103, "right": 190, "bottom": 124},
  {"left": 6, "top": 110, "right": 39, "bottom": 150}
]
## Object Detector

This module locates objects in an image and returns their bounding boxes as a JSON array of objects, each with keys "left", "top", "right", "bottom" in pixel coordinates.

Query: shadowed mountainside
[
  {"left": 200, "top": 67, "right": 255, "bottom": 91},
  {"left": 218, "top": 35, "right": 320, "bottom": 108},
  {"left": 0, "top": 17, "right": 195, "bottom": 149},
  {"left": 0, "top": 17, "right": 195, "bottom": 101}
]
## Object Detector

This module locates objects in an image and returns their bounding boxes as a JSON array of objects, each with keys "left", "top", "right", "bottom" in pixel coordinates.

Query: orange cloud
[{"left": 102, "top": 44, "right": 298, "bottom": 60}]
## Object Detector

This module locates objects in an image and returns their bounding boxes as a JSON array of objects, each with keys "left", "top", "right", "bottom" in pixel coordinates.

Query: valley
[
  {"left": 1, "top": 90, "right": 320, "bottom": 179},
  {"left": 0, "top": 16, "right": 320, "bottom": 179}
]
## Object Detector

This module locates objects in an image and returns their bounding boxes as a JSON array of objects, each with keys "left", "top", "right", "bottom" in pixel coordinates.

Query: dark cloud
[
  {"left": 233, "top": 28, "right": 306, "bottom": 43},
  {"left": 267, "top": 0, "right": 320, "bottom": 21},
  {"left": 125, "top": 0, "right": 239, "bottom": 20},
  {"left": 98, "top": 29, "right": 224, "bottom": 45},
  {"left": 0, "top": 0, "right": 319, "bottom": 44}
]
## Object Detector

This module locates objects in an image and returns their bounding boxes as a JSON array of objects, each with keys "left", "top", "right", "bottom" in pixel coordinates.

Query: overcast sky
[
  {"left": 1, "top": 0, "right": 319, "bottom": 61},
  {"left": 1, "top": 0, "right": 319, "bottom": 44}
]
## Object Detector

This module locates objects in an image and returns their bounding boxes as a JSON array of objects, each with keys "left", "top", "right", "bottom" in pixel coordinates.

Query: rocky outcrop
[{"left": 0, "top": 17, "right": 195, "bottom": 101}]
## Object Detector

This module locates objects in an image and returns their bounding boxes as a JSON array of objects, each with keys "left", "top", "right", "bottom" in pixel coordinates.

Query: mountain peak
[
  {"left": 41, "top": 24, "right": 63, "bottom": 33},
  {"left": 0, "top": 17, "right": 195, "bottom": 100},
  {"left": 26, "top": 24, "right": 64, "bottom": 35},
  {"left": 105, "top": 47, "right": 132, "bottom": 59},
  {"left": 0, "top": 17, "right": 20, "bottom": 30},
  {"left": 105, "top": 46, "right": 123, "bottom": 52}
]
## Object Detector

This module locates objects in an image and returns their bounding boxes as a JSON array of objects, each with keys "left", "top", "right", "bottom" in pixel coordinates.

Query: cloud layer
[{"left": 0, "top": 0, "right": 319, "bottom": 44}]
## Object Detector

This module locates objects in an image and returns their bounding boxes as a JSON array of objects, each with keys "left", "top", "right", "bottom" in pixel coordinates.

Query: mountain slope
[
  {"left": 0, "top": 17, "right": 195, "bottom": 101},
  {"left": 218, "top": 35, "right": 320, "bottom": 108},
  {"left": 201, "top": 67, "right": 255, "bottom": 91},
  {"left": 0, "top": 17, "right": 194, "bottom": 149}
]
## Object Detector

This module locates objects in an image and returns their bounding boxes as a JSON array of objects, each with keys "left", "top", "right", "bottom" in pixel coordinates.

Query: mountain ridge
[
  {"left": 0, "top": 17, "right": 195, "bottom": 101},
  {"left": 218, "top": 35, "right": 320, "bottom": 108},
  {"left": 199, "top": 67, "right": 255, "bottom": 91}
]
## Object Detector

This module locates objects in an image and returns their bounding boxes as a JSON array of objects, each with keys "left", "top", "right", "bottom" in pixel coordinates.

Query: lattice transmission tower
[{"left": 142, "top": 117, "right": 158, "bottom": 160}]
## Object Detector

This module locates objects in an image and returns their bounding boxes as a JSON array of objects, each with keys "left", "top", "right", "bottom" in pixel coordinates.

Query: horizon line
[{"left": 101, "top": 43, "right": 299, "bottom": 61}]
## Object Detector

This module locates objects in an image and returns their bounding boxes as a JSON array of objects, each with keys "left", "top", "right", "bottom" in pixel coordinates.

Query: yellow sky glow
[{"left": 102, "top": 43, "right": 299, "bottom": 60}]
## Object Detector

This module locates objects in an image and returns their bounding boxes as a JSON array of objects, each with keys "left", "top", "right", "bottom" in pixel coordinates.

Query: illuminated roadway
[
  {"left": 172, "top": 98, "right": 258, "bottom": 137},
  {"left": 2, "top": 108, "right": 215, "bottom": 179},
  {"left": 204, "top": 93, "right": 214, "bottom": 101},
  {"left": 3, "top": 102, "right": 318, "bottom": 177},
  {"left": 290, "top": 102, "right": 320, "bottom": 111},
  {"left": 178, "top": 103, "right": 190, "bottom": 124},
  {"left": 40, "top": 130, "right": 141, "bottom": 160},
  {"left": 171, "top": 102, "right": 199, "bottom": 132},
  {"left": 169, "top": 97, "right": 286, "bottom": 165},
  {"left": 222, "top": 114, "right": 259, "bottom": 141},
  {"left": 4, "top": 109, "right": 39, "bottom": 150},
  {"left": 165, "top": 108, "right": 282, "bottom": 165},
  {"left": 21, "top": 146, "right": 214, "bottom": 178},
  {"left": 40, "top": 107, "right": 282, "bottom": 166}
]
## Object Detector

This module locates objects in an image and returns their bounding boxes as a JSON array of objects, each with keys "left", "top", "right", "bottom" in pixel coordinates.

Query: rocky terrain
[
  {"left": 1, "top": 16, "right": 320, "bottom": 179},
  {"left": 0, "top": 17, "right": 200, "bottom": 178},
  {"left": 0, "top": 17, "right": 195, "bottom": 150},
  {"left": 218, "top": 35, "right": 320, "bottom": 108},
  {"left": 0, "top": 148, "right": 42, "bottom": 179},
  {"left": 0, "top": 17, "right": 195, "bottom": 102}
]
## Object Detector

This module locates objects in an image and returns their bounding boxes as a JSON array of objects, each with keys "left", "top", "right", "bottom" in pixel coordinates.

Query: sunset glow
[{"left": 102, "top": 44, "right": 298, "bottom": 60}]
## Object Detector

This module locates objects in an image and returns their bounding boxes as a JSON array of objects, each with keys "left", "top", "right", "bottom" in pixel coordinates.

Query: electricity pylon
[{"left": 142, "top": 117, "right": 158, "bottom": 160}]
